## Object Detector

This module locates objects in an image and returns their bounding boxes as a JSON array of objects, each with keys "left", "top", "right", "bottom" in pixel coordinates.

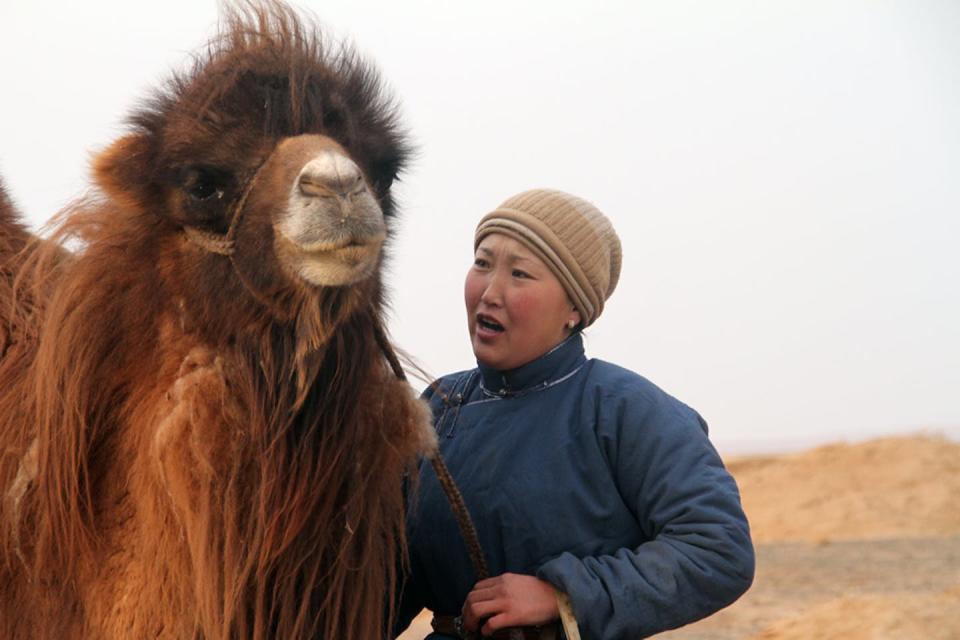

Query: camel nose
[{"left": 297, "top": 150, "right": 365, "bottom": 198}]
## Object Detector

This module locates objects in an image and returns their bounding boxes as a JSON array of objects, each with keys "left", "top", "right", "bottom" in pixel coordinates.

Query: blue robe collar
[{"left": 477, "top": 332, "right": 586, "bottom": 397}]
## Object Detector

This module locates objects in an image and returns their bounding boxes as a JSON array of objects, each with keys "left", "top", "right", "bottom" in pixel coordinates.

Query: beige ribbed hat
[{"left": 475, "top": 189, "right": 622, "bottom": 327}]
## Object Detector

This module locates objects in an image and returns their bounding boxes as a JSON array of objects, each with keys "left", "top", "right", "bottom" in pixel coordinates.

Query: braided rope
[{"left": 429, "top": 455, "right": 490, "bottom": 579}]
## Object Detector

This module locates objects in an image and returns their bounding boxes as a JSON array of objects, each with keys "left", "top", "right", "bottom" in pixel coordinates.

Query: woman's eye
[
  {"left": 512, "top": 269, "right": 530, "bottom": 279},
  {"left": 474, "top": 258, "right": 489, "bottom": 268}
]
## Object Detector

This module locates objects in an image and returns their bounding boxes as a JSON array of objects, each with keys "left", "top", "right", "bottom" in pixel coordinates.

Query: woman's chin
[{"left": 471, "top": 337, "right": 505, "bottom": 369}]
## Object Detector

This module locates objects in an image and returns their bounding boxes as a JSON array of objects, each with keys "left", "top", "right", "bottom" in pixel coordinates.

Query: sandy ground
[{"left": 398, "top": 433, "right": 960, "bottom": 639}]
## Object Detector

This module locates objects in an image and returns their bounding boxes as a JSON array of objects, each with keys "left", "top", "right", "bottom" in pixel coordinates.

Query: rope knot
[{"left": 184, "top": 227, "right": 236, "bottom": 256}]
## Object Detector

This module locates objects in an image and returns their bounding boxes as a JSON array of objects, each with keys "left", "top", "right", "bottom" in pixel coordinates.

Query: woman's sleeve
[{"left": 536, "top": 385, "right": 755, "bottom": 639}]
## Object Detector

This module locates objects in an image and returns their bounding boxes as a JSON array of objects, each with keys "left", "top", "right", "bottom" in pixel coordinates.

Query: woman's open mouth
[{"left": 476, "top": 314, "right": 505, "bottom": 334}]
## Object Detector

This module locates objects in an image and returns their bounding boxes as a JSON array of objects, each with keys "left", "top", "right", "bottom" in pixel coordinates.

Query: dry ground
[{"left": 655, "top": 535, "right": 960, "bottom": 639}]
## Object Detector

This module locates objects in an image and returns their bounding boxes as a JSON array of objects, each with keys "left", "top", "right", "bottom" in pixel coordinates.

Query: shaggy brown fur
[
  {"left": 0, "top": 4, "right": 432, "bottom": 639},
  {"left": 0, "top": 180, "right": 39, "bottom": 370}
]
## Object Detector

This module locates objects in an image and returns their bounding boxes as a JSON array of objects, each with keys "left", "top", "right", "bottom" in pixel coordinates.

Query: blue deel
[{"left": 397, "top": 333, "right": 754, "bottom": 640}]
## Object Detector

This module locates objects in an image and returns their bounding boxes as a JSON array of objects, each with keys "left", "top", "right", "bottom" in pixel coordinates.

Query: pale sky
[{"left": 1, "top": 1, "right": 958, "bottom": 454}]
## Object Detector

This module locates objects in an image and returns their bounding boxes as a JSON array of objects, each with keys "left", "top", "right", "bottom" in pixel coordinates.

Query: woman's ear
[
  {"left": 92, "top": 133, "right": 158, "bottom": 211},
  {"left": 567, "top": 307, "right": 582, "bottom": 330}
]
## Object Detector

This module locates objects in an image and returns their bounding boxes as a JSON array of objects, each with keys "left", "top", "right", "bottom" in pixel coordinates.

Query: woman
[{"left": 396, "top": 189, "right": 754, "bottom": 639}]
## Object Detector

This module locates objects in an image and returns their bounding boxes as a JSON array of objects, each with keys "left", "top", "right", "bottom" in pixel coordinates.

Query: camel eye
[{"left": 180, "top": 166, "right": 230, "bottom": 201}]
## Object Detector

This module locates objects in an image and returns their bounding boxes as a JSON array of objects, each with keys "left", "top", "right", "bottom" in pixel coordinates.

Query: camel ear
[{"left": 93, "top": 134, "right": 158, "bottom": 210}]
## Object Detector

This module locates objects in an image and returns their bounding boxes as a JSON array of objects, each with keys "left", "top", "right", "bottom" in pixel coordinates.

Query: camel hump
[
  {"left": 0, "top": 175, "right": 28, "bottom": 272},
  {"left": 0, "top": 177, "right": 37, "bottom": 358},
  {"left": 0, "top": 177, "right": 31, "bottom": 252},
  {"left": 1, "top": 177, "right": 18, "bottom": 225}
]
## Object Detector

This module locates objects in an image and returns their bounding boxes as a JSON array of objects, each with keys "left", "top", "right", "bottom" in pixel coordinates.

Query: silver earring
[{"left": 567, "top": 320, "right": 576, "bottom": 329}]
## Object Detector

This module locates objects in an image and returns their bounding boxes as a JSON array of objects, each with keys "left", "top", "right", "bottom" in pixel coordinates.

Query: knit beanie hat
[{"left": 474, "top": 188, "right": 622, "bottom": 327}]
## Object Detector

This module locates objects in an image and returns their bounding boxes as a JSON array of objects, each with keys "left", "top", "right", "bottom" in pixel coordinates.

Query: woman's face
[{"left": 465, "top": 233, "right": 581, "bottom": 371}]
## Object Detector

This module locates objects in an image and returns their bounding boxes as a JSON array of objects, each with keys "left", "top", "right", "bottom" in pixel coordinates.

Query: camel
[{"left": 0, "top": 4, "right": 434, "bottom": 638}]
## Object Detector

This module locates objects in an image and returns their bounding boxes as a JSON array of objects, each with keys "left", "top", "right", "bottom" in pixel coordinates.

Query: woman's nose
[{"left": 480, "top": 273, "right": 503, "bottom": 306}]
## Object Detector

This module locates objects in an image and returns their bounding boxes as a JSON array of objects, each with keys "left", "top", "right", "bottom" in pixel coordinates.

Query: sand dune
[
  {"left": 398, "top": 433, "right": 960, "bottom": 639},
  {"left": 729, "top": 433, "right": 960, "bottom": 544}
]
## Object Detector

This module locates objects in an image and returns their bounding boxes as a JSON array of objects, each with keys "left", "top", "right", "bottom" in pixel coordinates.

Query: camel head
[{"left": 91, "top": 2, "right": 408, "bottom": 320}]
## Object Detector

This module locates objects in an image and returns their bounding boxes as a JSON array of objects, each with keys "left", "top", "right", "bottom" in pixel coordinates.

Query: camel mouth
[
  {"left": 295, "top": 232, "right": 387, "bottom": 255},
  {"left": 276, "top": 232, "right": 384, "bottom": 287},
  {"left": 302, "top": 240, "right": 383, "bottom": 268},
  {"left": 294, "top": 233, "right": 387, "bottom": 274}
]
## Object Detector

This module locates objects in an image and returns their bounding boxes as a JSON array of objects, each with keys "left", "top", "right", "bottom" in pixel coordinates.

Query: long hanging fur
[{"left": 0, "top": 3, "right": 431, "bottom": 639}]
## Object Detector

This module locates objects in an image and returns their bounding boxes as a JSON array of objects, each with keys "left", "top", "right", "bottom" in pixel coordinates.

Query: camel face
[
  {"left": 269, "top": 135, "right": 386, "bottom": 287},
  {"left": 88, "top": 13, "right": 411, "bottom": 316}
]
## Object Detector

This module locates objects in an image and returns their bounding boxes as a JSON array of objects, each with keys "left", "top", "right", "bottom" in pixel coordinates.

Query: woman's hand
[{"left": 461, "top": 573, "right": 559, "bottom": 636}]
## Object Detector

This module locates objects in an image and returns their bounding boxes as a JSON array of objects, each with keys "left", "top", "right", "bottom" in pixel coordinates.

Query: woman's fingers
[
  {"left": 464, "top": 583, "right": 501, "bottom": 605},
  {"left": 471, "top": 576, "right": 502, "bottom": 591},
  {"left": 461, "top": 573, "right": 560, "bottom": 632},
  {"left": 480, "top": 613, "right": 514, "bottom": 637},
  {"left": 461, "top": 578, "right": 502, "bottom": 629},
  {"left": 461, "top": 596, "right": 501, "bottom": 630}
]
